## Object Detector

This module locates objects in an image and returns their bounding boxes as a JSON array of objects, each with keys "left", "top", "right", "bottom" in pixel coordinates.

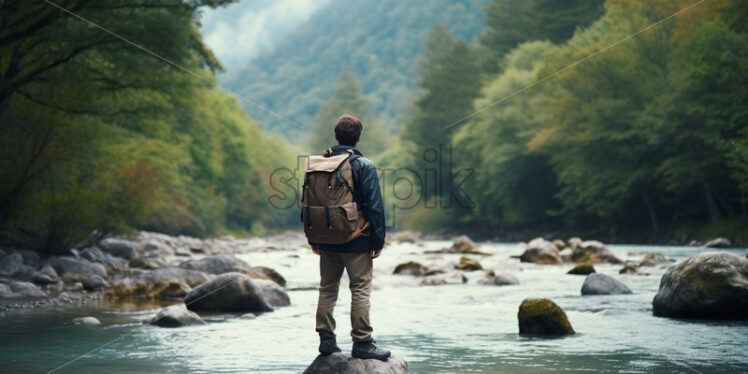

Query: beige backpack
[{"left": 301, "top": 150, "right": 369, "bottom": 244}]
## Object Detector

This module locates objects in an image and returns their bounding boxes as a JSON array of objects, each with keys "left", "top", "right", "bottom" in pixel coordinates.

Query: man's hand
[
  {"left": 311, "top": 245, "right": 320, "bottom": 255},
  {"left": 370, "top": 249, "right": 382, "bottom": 259}
]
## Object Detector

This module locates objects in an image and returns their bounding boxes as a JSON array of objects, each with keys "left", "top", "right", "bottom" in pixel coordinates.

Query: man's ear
[
  {"left": 335, "top": 135, "right": 339, "bottom": 142},
  {"left": 356, "top": 136, "right": 360, "bottom": 145}
]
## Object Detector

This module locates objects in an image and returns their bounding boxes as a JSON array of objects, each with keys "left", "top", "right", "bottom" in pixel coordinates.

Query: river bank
[{"left": 1, "top": 232, "right": 746, "bottom": 373}]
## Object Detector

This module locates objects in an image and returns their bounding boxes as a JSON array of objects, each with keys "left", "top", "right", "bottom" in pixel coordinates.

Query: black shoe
[
  {"left": 318, "top": 334, "right": 342, "bottom": 355},
  {"left": 352, "top": 338, "right": 391, "bottom": 361}
]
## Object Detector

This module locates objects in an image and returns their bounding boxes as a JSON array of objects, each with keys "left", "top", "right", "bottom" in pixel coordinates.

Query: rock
[
  {"left": 567, "top": 237, "right": 582, "bottom": 250},
  {"left": 247, "top": 266, "right": 286, "bottom": 287},
  {"left": 558, "top": 248, "right": 573, "bottom": 262},
  {"left": 106, "top": 267, "right": 208, "bottom": 299},
  {"left": 0, "top": 278, "right": 47, "bottom": 298},
  {"left": 240, "top": 313, "right": 256, "bottom": 319},
  {"left": 148, "top": 304, "right": 205, "bottom": 327},
  {"left": 79, "top": 247, "right": 128, "bottom": 274},
  {"left": 571, "top": 240, "right": 622, "bottom": 264},
  {"left": 179, "top": 254, "right": 251, "bottom": 275},
  {"left": 552, "top": 240, "right": 566, "bottom": 250},
  {"left": 141, "top": 240, "right": 175, "bottom": 258},
  {"left": 0, "top": 249, "right": 5, "bottom": 258},
  {"left": 73, "top": 316, "right": 101, "bottom": 326},
  {"left": 702, "top": 237, "right": 732, "bottom": 249},
  {"left": 567, "top": 263, "right": 595, "bottom": 275},
  {"left": 687, "top": 240, "right": 702, "bottom": 247},
  {"left": 254, "top": 279, "right": 291, "bottom": 307},
  {"left": 477, "top": 272, "right": 519, "bottom": 286},
  {"left": 639, "top": 252, "right": 668, "bottom": 267},
  {"left": 184, "top": 272, "right": 274, "bottom": 313},
  {"left": 581, "top": 273, "right": 632, "bottom": 295},
  {"left": 448, "top": 235, "right": 487, "bottom": 255},
  {"left": 31, "top": 265, "right": 60, "bottom": 285},
  {"left": 0, "top": 253, "right": 34, "bottom": 280},
  {"left": 455, "top": 256, "right": 483, "bottom": 271},
  {"left": 98, "top": 238, "right": 139, "bottom": 260},
  {"left": 393, "top": 261, "right": 427, "bottom": 276},
  {"left": 129, "top": 257, "right": 166, "bottom": 270},
  {"left": 395, "top": 233, "right": 416, "bottom": 243},
  {"left": 517, "top": 298, "right": 574, "bottom": 336},
  {"left": 15, "top": 249, "right": 41, "bottom": 268},
  {"left": 652, "top": 251, "right": 748, "bottom": 319},
  {"left": 46, "top": 256, "right": 107, "bottom": 282},
  {"left": 619, "top": 264, "right": 648, "bottom": 275},
  {"left": 519, "top": 238, "right": 563, "bottom": 264},
  {"left": 82, "top": 275, "right": 110, "bottom": 291},
  {"left": 420, "top": 272, "right": 467, "bottom": 286},
  {"left": 303, "top": 352, "right": 408, "bottom": 374}
]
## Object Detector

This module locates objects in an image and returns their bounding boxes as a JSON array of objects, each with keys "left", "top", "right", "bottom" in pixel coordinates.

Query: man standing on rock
[{"left": 301, "top": 114, "right": 390, "bottom": 360}]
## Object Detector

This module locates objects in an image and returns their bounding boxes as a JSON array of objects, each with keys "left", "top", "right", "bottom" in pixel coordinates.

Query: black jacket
[{"left": 315, "top": 145, "right": 386, "bottom": 253}]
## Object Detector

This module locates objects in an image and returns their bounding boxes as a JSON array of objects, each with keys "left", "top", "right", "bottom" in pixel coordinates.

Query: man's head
[{"left": 334, "top": 114, "right": 362, "bottom": 146}]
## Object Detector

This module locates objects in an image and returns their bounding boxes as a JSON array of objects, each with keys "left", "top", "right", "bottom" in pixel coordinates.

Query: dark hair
[{"left": 334, "top": 114, "right": 362, "bottom": 146}]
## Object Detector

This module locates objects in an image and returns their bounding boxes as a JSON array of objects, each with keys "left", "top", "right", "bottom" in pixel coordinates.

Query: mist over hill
[{"left": 219, "top": 0, "right": 491, "bottom": 141}]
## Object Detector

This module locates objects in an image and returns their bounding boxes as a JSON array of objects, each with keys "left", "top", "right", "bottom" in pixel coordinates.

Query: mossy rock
[
  {"left": 652, "top": 251, "right": 748, "bottom": 319},
  {"left": 518, "top": 298, "right": 575, "bottom": 336},
  {"left": 619, "top": 264, "right": 648, "bottom": 275},
  {"left": 567, "top": 263, "right": 595, "bottom": 275},
  {"left": 486, "top": 270, "right": 496, "bottom": 277},
  {"left": 455, "top": 256, "right": 483, "bottom": 271},
  {"left": 393, "top": 261, "right": 427, "bottom": 276},
  {"left": 396, "top": 234, "right": 416, "bottom": 243}
]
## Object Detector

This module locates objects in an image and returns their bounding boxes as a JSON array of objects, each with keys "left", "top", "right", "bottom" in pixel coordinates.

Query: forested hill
[{"left": 222, "top": 0, "right": 491, "bottom": 140}]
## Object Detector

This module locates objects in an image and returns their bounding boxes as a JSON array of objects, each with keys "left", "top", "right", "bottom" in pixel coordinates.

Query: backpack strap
[{"left": 344, "top": 150, "right": 363, "bottom": 210}]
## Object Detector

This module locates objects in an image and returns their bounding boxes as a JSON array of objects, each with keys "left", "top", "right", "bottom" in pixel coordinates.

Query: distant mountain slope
[{"left": 222, "top": 0, "right": 491, "bottom": 141}]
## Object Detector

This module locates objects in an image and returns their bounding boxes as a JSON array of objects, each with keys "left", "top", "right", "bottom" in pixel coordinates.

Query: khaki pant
[{"left": 315, "top": 250, "right": 373, "bottom": 342}]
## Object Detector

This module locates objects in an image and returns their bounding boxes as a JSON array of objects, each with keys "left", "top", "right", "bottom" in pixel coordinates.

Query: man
[{"left": 309, "top": 114, "right": 389, "bottom": 360}]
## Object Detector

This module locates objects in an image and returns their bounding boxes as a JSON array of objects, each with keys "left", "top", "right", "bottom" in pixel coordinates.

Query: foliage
[
  {"left": 0, "top": 0, "right": 291, "bottom": 254},
  {"left": 225, "top": 0, "right": 492, "bottom": 141},
  {"left": 308, "top": 72, "right": 391, "bottom": 157}
]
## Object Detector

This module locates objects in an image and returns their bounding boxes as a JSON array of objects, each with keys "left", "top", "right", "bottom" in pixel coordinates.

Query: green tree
[
  {"left": 400, "top": 25, "right": 482, "bottom": 207},
  {"left": 308, "top": 71, "right": 390, "bottom": 157}
]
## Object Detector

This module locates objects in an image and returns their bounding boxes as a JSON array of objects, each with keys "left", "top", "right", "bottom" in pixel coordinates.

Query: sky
[{"left": 200, "top": 0, "right": 330, "bottom": 75}]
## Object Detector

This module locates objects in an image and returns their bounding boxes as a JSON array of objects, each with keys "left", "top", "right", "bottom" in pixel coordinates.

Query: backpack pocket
[{"left": 303, "top": 202, "right": 361, "bottom": 245}]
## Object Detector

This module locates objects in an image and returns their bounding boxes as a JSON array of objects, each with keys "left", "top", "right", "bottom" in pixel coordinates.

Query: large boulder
[
  {"left": 652, "top": 251, "right": 748, "bottom": 319},
  {"left": 184, "top": 272, "right": 274, "bottom": 313},
  {"left": 46, "top": 256, "right": 107, "bottom": 282},
  {"left": 148, "top": 304, "right": 205, "bottom": 327},
  {"left": 581, "top": 273, "right": 632, "bottom": 295},
  {"left": 477, "top": 272, "right": 519, "bottom": 286},
  {"left": 447, "top": 235, "right": 487, "bottom": 255},
  {"left": 247, "top": 266, "right": 286, "bottom": 287},
  {"left": 519, "top": 238, "right": 563, "bottom": 264},
  {"left": 98, "top": 238, "right": 140, "bottom": 260},
  {"left": 517, "top": 298, "right": 574, "bottom": 336},
  {"left": 571, "top": 240, "right": 622, "bottom": 264},
  {"left": 179, "top": 254, "right": 251, "bottom": 275},
  {"left": 639, "top": 253, "right": 668, "bottom": 267},
  {"left": 0, "top": 278, "right": 46, "bottom": 298},
  {"left": 15, "top": 249, "right": 41, "bottom": 268},
  {"left": 303, "top": 353, "right": 408, "bottom": 374},
  {"left": 702, "top": 238, "right": 732, "bottom": 249}
]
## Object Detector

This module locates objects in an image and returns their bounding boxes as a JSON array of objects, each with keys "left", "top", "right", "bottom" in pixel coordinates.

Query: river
[{"left": 1, "top": 239, "right": 747, "bottom": 373}]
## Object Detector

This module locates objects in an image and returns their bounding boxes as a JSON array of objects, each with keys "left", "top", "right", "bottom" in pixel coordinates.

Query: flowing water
[{"left": 1, "top": 239, "right": 747, "bottom": 373}]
